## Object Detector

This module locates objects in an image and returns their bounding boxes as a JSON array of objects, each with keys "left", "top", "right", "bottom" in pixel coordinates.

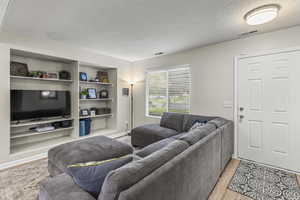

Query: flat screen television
[{"left": 11, "top": 90, "right": 71, "bottom": 121}]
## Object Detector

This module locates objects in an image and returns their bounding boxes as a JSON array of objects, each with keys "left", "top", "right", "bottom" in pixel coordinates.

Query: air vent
[
  {"left": 239, "top": 30, "right": 258, "bottom": 37},
  {"left": 154, "top": 52, "right": 164, "bottom": 56}
]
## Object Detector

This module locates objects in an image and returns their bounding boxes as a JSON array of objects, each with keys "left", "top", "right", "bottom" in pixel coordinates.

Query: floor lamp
[{"left": 129, "top": 83, "right": 134, "bottom": 135}]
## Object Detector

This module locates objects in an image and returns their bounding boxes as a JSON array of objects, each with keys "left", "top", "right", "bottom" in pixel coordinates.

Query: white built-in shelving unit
[
  {"left": 78, "top": 63, "right": 117, "bottom": 137},
  {"left": 8, "top": 49, "right": 118, "bottom": 157}
]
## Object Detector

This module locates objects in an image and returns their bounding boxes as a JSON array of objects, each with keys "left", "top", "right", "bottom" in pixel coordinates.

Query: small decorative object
[
  {"left": 10, "top": 61, "right": 29, "bottom": 76},
  {"left": 42, "top": 73, "right": 49, "bottom": 79},
  {"left": 87, "top": 88, "right": 97, "bottom": 99},
  {"left": 59, "top": 70, "right": 71, "bottom": 80},
  {"left": 97, "top": 71, "right": 109, "bottom": 83},
  {"left": 80, "top": 90, "right": 88, "bottom": 99},
  {"left": 80, "top": 72, "right": 88, "bottom": 81},
  {"left": 99, "top": 89, "right": 109, "bottom": 99},
  {"left": 90, "top": 110, "right": 96, "bottom": 117},
  {"left": 80, "top": 109, "right": 90, "bottom": 116},
  {"left": 48, "top": 73, "right": 59, "bottom": 79},
  {"left": 39, "top": 71, "right": 47, "bottom": 78},
  {"left": 89, "top": 77, "right": 99, "bottom": 82},
  {"left": 122, "top": 88, "right": 129, "bottom": 96}
]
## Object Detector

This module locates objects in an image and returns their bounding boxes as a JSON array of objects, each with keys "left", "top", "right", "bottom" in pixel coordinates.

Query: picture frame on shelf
[
  {"left": 87, "top": 88, "right": 97, "bottom": 99},
  {"left": 10, "top": 61, "right": 29, "bottom": 77},
  {"left": 79, "top": 72, "right": 88, "bottom": 81}
]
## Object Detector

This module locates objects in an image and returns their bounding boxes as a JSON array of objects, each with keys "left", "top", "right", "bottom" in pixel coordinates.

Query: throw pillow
[
  {"left": 189, "top": 121, "right": 206, "bottom": 131},
  {"left": 67, "top": 156, "right": 133, "bottom": 198}
]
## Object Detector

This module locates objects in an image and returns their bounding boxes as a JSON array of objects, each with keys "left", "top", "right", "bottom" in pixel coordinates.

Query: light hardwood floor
[{"left": 208, "top": 159, "right": 300, "bottom": 200}]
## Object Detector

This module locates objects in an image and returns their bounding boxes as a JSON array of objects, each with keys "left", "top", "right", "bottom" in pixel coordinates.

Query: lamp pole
[{"left": 130, "top": 83, "right": 134, "bottom": 132}]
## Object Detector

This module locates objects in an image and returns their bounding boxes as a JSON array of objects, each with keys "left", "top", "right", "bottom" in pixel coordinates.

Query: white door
[{"left": 237, "top": 50, "right": 300, "bottom": 172}]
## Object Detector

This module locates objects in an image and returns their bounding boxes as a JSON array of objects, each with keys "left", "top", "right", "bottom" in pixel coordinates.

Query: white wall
[{"left": 132, "top": 25, "right": 300, "bottom": 127}]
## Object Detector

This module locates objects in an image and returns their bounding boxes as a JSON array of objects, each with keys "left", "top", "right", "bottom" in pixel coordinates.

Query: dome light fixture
[{"left": 244, "top": 4, "right": 280, "bottom": 26}]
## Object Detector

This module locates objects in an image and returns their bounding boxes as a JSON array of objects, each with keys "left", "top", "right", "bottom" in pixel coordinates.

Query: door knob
[
  {"left": 240, "top": 107, "right": 244, "bottom": 111},
  {"left": 240, "top": 115, "right": 244, "bottom": 119}
]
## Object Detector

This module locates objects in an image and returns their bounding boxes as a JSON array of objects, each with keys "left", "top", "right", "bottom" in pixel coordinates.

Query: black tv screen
[{"left": 11, "top": 90, "right": 71, "bottom": 121}]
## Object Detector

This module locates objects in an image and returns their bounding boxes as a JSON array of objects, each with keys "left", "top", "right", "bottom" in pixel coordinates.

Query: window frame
[{"left": 145, "top": 65, "right": 191, "bottom": 118}]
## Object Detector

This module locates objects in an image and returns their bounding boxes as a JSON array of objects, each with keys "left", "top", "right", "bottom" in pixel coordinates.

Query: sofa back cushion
[
  {"left": 179, "top": 123, "right": 216, "bottom": 145},
  {"left": 135, "top": 137, "right": 176, "bottom": 158},
  {"left": 98, "top": 140, "right": 189, "bottom": 200},
  {"left": 160, "top": 112, "right": 184, "bottom": 132},
  {"left": 117, "top": 129, "right": 222, "bottom": 200},
  {"left": 182, "top": 114, "right": 216, "bottom": 132},
  {"left": 207, "top": 117, "right": 228, "bottom": 128}
]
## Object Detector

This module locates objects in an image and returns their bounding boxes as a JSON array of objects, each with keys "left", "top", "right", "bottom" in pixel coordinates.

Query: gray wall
[{"left": 131, "top": 26, "right": 300, "bottom": 127}]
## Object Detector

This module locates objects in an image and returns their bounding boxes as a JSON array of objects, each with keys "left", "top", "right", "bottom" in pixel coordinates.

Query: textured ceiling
[{"left": 2, "top": 0, "right": 300, "bottom": 61}]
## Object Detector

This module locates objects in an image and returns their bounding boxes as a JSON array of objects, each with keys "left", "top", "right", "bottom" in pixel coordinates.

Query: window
[{"left": 146, "top": 67, "right": 191, "bottom": 117}]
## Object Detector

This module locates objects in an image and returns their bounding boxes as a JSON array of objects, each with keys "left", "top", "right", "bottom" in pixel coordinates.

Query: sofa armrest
[{"left": 39, "top": 173, "right": 95, "bottom": 200}]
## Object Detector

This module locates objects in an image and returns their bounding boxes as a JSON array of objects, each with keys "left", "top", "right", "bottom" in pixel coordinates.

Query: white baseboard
[{"left": 0, "top": 152, "right": 47, "bottom": 171}]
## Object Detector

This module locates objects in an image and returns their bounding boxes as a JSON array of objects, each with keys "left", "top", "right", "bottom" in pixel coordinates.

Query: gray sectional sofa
[{"left": 39, "top": 113, "right": 234, "bottom": 200}]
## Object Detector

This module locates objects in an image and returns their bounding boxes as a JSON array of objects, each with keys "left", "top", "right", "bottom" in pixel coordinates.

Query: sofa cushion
[
  {"left": 39, "top": 173, "right": 95, "bottom": 200},
  {"left": 67, "top": 156, "right": 134, "bottom": 198},
  {"left": 182, "top": 114, "right": 216, "bottom": 132},
  {"left": 48, "top": 136, "right": 133, "bottom": 176},
  {"left": 131, "top": 124, "right": 179, "bottom": 147},
  {"left": 189, "top": 121, "right": 206, "bottom": 131},
  {"left": 179, "top": 123, "right": 216, "bottom": 145},
  {"left": 207, "top": 117, "right": 228, "bottom": 128},
  {"left": 160, "top": 112, "right": 184, "bottom": 132},
  {"left": 98, "top": 140, "right": 189, "bottom": 200},
  {"left": 135, "top": 137, "right": 176, "bottom": 158}
]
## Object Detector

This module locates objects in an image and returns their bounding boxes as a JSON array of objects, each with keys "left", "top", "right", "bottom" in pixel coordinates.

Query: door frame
[{"left": 233, "top": 46, "right": 300, "bottom": 159}]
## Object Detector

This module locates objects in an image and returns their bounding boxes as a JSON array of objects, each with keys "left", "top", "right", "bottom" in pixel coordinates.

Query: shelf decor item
[
  {"left": 98, "top": 71, "right": 109, "bottom": 83},
  {"left": 80, "top": 109, "right": 90, "bottom": 117},
  {"left": 80, "top": 72, "right": 88, "bottom": 81},
  {"left": 48, "top": 73, "right": 59, "bottom": 79},
  {"left": 99, "top": 89, "right": 109, "bottom": 98},
  {"left": 87, "top": 88, "right": 97, "bottom": 99},
  {"left": 59, "top": 70, "right": 71, "bottom": 80},
  {"left": 10, "top": 61, "right": 29, "bottom": 77},
  {"left": 80, "top": 90, "right": 88, "bottom": 99}
]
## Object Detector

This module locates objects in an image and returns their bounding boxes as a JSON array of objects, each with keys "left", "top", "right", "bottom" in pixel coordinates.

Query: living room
[{"left": 0, "top": 0, "right": 300, "bottom": 200}]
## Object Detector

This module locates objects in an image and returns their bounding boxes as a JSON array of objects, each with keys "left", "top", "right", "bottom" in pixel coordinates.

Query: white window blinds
[{"left": 146, "top": 67, "right": 191, "bottom": 117}]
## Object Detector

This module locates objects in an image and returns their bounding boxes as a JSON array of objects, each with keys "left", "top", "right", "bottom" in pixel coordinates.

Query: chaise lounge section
[{"left": 131, "top": 112, "right": 216, "bottom": 147}]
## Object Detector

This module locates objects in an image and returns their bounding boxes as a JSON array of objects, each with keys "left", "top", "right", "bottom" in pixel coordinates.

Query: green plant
[{"left": 80, "top": 90, "right": 88, "bottom": 96}]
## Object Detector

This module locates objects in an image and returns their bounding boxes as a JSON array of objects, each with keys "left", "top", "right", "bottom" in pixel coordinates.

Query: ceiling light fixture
[{"left": 244, "top": 4, "right": 280, "bottom": 26}]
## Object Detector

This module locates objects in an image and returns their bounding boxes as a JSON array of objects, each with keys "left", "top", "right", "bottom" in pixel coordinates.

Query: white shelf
[
  {"left": 79, "top": 114, "right": 112, "bottom": 119},
  {"left": 11, "top": 76, "right": 73, "bottom": 83},
  {"left": 11, "top": 127, "right": 74, "bottom": 139},
  {"left": 80, "top": 98, "right": 112, "bottom": 101},
  {"left": 11, "top": 118, "right": 74, "bottom": 128},
  {"left": 80, "top": 81, "right": 112, "bottom": 86},
  {"left": 10, "top": 135, "right": 73, "bottom": 154}
]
